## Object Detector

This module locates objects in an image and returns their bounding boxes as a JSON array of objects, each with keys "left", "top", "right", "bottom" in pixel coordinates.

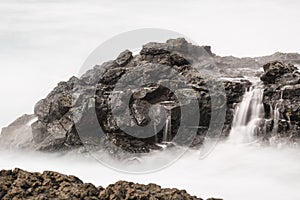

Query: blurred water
[
  {"left": 0, "top": 143, "right": 300, "bottom": 200},
  {"left": 228, "top": 81, "right": 264, "bottom": 144}
]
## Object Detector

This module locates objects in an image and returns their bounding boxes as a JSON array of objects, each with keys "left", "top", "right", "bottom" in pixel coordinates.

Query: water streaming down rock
[
  {"left": 153, "top": 122, "right": 158, "bottom": 143},
  {"left": 261, "top": 61, "right": 300, "bottom": 143},
  {"left": 271, "top": 89, "right": 292, "bottom": 139},
  {"left": 272, "top": 91, "right": 284, "bottom": 135},
  {"left": 228, "top": 81, "right": 264, "bottom": 144},
  {"left": 164, "top": 114, "right": 171, "bottom": 142},
  {"left": 273, "top": 103, "right": 280, "bottom": 135},
  {"left": 150, "top": 104, "right": 163, "bottom": 144},
  {"left": 160, "top": 101, "right": 176, "bottom": 142}
]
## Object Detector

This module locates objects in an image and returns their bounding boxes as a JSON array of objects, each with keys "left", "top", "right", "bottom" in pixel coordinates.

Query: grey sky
[{"left": 0, "top": 0, "right": 299, "bottom": 128}]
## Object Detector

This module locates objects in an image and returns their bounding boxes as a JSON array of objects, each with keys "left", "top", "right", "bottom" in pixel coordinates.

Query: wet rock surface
[
  {"left": 260, "top": 61, "right": 300, "bottom": 142},
  {"left": 0, "top": 168, "right": 218, "bottom": 200}
]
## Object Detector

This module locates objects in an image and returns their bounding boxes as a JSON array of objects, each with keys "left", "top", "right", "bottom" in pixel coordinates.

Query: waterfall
[
  {"left": 272, "top": 89, "right": 293, "bottom": 136},
  {"left": 272, "top": 89, "right": 288, "bottom": 135},
  {"left": 273, "top": 102, "right": 281, "bottom": 134},
  {"left": 164, "top": 112, "right": 171, "bottom": 142},
  {"left": 228, "top": 81, "right": 264, "bottom": 144},
  {"left": 153, "top": 122, "right": 158, "bottom": 143},
  {"left": 151, "top": 104, "right": 162, "bottom": 143},
  {"left": 160, "top": 101, "right": 175, "bottom": 143}
]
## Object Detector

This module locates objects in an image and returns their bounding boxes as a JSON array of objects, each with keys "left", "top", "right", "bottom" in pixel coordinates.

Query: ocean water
[{"left": 0, "top": 143, "right": 300, "bottom": 200}]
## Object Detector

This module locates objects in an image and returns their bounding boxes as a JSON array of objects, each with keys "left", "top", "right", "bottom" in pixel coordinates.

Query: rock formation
[
  {"left": 0, "top": 168, "right": 222, "bottom": 200},
  {"left": 1, "top": 38, "right": 300, "bottom": 153},
  {"left": 1, "top": 38, "right": 249, "bottom": 154},
  {"left": 260, "top": 61, "right": 300, "bottom": 143}
]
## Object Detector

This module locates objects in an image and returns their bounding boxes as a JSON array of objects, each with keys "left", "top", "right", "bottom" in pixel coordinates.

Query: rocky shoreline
[{"left": 0, "top": 168, "right": 221, "bottom": 200}]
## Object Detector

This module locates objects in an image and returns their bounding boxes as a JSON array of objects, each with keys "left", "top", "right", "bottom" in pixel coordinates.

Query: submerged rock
[{"left": 0, "top": 168, "right": 215, "bottom": 200}]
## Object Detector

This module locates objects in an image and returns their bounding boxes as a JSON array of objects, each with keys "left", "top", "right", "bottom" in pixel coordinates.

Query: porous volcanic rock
[{"left": 0, "top": 168, "right": 221, "bottom": 200}]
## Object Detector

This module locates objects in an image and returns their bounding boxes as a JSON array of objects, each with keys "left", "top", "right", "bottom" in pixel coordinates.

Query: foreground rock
[{"left": 0, "top": 168, "right": 221, "bottom": 200}]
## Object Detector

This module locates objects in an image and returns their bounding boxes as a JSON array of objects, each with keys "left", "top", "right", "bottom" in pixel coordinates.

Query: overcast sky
[{"left": 0, "top": 0, "right": 299, "bottom": 128}]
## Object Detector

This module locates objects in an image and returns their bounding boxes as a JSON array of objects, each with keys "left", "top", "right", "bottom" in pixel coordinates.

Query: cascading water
[
  {"left": 164, "top": 113, "right": 171, "bottom": 142},
  {"left": 228, "top": 80, "right": 264, "bottom": 144},
  {"left": 153, "top": 122, "right": 158, "bottom": 143},
  {"left": 150, "top": 104, "right": 162, "bottom": 144},
  {"left": 273, "top": 101, "right": 281, "bottom": 135},
  {"left": 271, "top": 88, "right": 292, "bottom": 139},
  {"left": 160, "top": 101, "right": 176, "bottom": 142},
  {"left": 272, "top": 90, "right": 283, "bottom": 134}
]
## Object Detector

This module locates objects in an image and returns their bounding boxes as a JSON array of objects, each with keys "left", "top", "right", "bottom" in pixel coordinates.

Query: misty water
[
  {"left": 1, "top": 142, "right": 300, "bottom": 200},
  {"left": 1, "top": 1, "right": 300, "bottom": 200}
]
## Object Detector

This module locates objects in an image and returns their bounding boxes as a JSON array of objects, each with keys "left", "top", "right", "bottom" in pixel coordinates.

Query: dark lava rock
[
  {"left": 260, "top": 61, "right": 300, "bottom": 142},
  {"left": 2, "top": 39, "right": 300, "bottom": 152},
  {"left": 1, "top": 38, "right": 251, "bottom": 154},
  {"left": 26, "top": 38, "right": 249, "bottom": 153},
  {"left": 261, "top": 61, "right": 297, "bottom": 84},
  {"left": 115, "top": 49, "right": 133, "bottom": 66},
  {"left": 0, "top": 168, "right": 215, "bottom": 200}
]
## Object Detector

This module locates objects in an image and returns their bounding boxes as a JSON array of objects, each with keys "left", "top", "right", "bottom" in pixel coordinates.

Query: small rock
[{"left": 115, "top": 49, "right": 133, "bottom": 66}]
